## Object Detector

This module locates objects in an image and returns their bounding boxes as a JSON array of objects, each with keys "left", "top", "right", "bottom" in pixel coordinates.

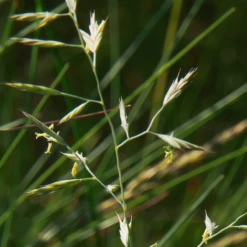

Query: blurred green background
[{"left": 1, "top": 0, "right": 247, "bottom": 246}]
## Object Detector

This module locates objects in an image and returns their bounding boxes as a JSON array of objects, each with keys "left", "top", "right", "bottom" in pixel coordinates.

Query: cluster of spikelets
[{"left": 4, "top": 1, "right": 240, "bottom": 247}]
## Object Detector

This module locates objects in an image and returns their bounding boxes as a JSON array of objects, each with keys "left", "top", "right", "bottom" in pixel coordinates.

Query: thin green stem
[
  {"left": 59, "top": 43, "right": 83, "bottom": 48},
  {"left": 93, "top": 68, "right": 126, "bottom": 209},
  {"left": 54, "top": 13, "right": 70, "bottom": 18},
  {"left": 69, "top": 10, "right": 132, "bottom": 246},
  {"left": 65, "top": 147, "right": 123, "bottom": 206},
  {"left": 92, "top": 52, "right": 132, "bottom": 246},
  {"left": 117, "top": 105, "right": 165, "bottom": 149},
  {"left": 60, "top": 92, "right": 101, "bottom": 104},
  {"left": 70, "top": 13, "right": 84, "bottom": 46},
  {"left": 147, "top": 106, "right": 164, "bottom": 131},
  {"left": 71, "top": 7, "right": 127, "bottom": 211},
  {"left": 118, "top": 131, "right": 148, "bottom": 149},
  {"left": 84, "top": 162, "right": 122, "bottom": 206},
  {"left": 93, "top": 52, "right": 96, "bottom": 70},
  {"left": 66, "top": 12, "right": 127, "bottom": 210}
]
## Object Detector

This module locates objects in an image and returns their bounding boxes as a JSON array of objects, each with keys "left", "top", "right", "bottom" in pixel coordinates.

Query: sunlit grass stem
[{"left": 69, "top": 10, "right": 131, "bottom": 245}]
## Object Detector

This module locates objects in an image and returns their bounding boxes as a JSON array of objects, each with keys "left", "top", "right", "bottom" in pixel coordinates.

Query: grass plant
[{"left": 1, "top": 0, "right": 247, "bottom": 246}]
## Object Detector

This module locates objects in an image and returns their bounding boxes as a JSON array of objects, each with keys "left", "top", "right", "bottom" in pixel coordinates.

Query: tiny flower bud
[
  {"left": 106, "top": 184, "right": 119, "bottom": 193},
  {"left": 45, "top": 142, "right": 53, "bottom": 154},
  {"left": 71, "top": 162, "right": 79, "bottom": 178},
  {"left": 35, "top": 132, "right": 48, "bottom": 139},
  {"left": 164, "top": 146, "right": 174, "bottom": 164}
]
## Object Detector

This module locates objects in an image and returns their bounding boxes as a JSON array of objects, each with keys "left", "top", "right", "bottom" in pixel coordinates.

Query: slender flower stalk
[
  {"left": 106, "top": 184, "right": 119, "bottom": 193},
  {"left": 69, "top": 9, "right": 131, "bottom": 245},
  {"left": 71, "top": 8, "right": 128, "bottom": 207},
  {"left": 92, "top": 66, "right": 128, "bottom": 213}
]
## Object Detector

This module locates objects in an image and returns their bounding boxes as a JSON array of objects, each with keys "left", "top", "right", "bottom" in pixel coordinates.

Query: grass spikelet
[
  {"left": 10, "top": 38, "right": 70, "bottom": 48},
  {"left": 119, "top": 97, "right": 129, "bottom": 138},
  {"left": 155, "top": 133, "right": 206, "bottom": 151},
  {"left": 163, "top": 68, "right": 197, "bottom": 106},
  {"left": 59, "top": 101, "right": 89, "bottom": 124},
  {"left": 3, "top": 82, "right": 62, "bottom": 95},
  {"left": 79, "top": 12, "right": 107, "bottom": 54},
  {"left": 11, "top": 12, "right": 59, "bottom": 21},
  {"left": 26, "top": 178, "right": 95, "bottom": 195}
]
